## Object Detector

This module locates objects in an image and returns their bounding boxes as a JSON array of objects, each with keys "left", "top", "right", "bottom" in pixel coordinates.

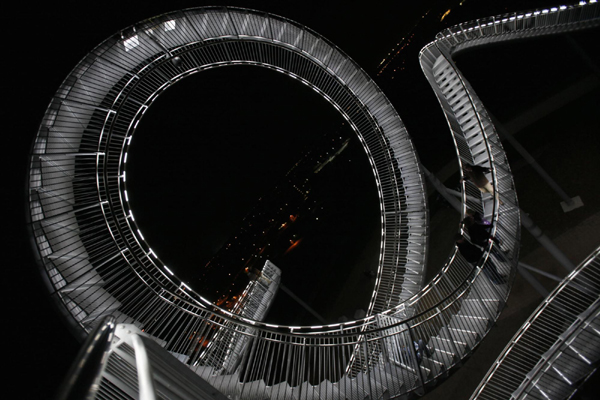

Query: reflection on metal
[
  {"left": 472, "top": 247, "right": 600, "bottom": 400},
  {"left": 56, "top": 315, "right": 116, "bottom": 400},
  {"left": 29, "top": 2, "right": 600, "bottom": 400}
]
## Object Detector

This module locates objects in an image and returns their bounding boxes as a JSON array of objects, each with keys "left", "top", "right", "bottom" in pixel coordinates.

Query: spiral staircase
[{"left": 28, "top": 2, "right": 600, "bottom": 399}]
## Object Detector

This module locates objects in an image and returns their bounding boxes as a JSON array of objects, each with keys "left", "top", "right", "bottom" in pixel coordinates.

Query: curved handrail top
[{"left": 55, "top": 315, "right": 116, "bottom": 400}]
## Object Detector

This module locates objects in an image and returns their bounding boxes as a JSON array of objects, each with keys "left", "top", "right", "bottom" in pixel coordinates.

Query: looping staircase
[{"left": 32, "top": 2, "right": 600, "bottom": 400}]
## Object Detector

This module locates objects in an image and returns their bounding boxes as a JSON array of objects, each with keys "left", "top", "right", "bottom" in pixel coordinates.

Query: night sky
[{"left": 4, "top": 0, "right": 579, "bottom": 397}]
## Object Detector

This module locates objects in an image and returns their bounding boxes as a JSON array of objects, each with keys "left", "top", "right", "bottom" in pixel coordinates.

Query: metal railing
[
  {"left": 29, "top": 2, "right": 600, "bottom": 399},
  {"left": 56, "top": 315, "right": 116, "bottom": 400},
  {"left": 28, "top": 7, "right": 428, "bottom": 338},
  {"left": 472, "top": 246, "right": 600, "bottom": 400},
  {"left": 63, "top": 320, "right": 230, "bottom": 400}
]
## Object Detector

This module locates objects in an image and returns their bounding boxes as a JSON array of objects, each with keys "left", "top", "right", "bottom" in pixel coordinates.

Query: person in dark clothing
[
  {"left": 463, "top": 211, "right": 495, "bottom": 247},
  {"left": 464, "top": 209, "right": 508, "bottom": 254},
  {"left": 413, "top": 339, "right": 433, "bottom": 364},
  {"left": 456, "top": 234, "right": 505, "bottom": 285},
  {"left": 455, "top": 234, "right": 484, "bottom": 263},
  {"left": 400, "top": 339, "right": 433, "bottom": 365}
]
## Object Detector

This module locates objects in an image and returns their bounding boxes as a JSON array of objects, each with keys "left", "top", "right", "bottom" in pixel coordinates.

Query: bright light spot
[
  {"left": 164, "top": 266, "right": 174, "bottom": 275},
  {"left": 551, "top": 7, "right": 558, "bottom": 11},
  {"left": 124, "top": 35, "right": 140, "bottom": 52},
  {"left": 124, "top": 152, "right": 128, "bottom": 163},
  {"left": 164, "top": 20, "right": 176, "bottom": 31},
  {"left": 440, "top": 9, "right": 451, "bottom": 22},
  {"left": 137, "top": 229, "right": 144, "bottom": 240},
  {"left": 181, "top": 282, "right": 191, "bottom": 290},
  {"left": 124, "top": 190, "right": 129, "bottom": 201}
]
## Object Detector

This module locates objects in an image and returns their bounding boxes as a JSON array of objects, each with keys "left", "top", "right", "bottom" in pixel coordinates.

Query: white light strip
[{"left": 164, "top": 266, "right": 174, "bottom": 275}]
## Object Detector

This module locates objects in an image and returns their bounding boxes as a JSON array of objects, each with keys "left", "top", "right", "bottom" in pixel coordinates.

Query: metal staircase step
[
  {"left": 370, "top": 365, "right": 403, "bottom": 397},
  {"left": 566, "top": 330, "right": 600, "bottom": 364},
  {"left": 192, "top": 365, "right": 216, "bottom": 380},
  {"left": 382, "top": 361, "right": 417, "bottom": 388},
  {"left": 355, "top": 371, "right": 388, "bottom": 400},
  {"left": 448, "top": 92, "right": 469, "bottom": 107},
  {"left": 459, "top": 299, "right": 498, "bottom": 320},
  {"left": 545, "top": 355, "right": 594, "bottom": 387},
  {"left": 587, "top": 318, "right": 600, "bottom": 337},
  {"left": 269, "top": 382, "right": 296, "bottom": 400},
  {"left": 315, "top": 380, "right": 343, "bottom": 400},
  {"left": 451, "top": 314, "right": 491, "bottom": 334},
  {"left": 240, "top": 379, "right": 270, "bottom": 400},
  {"left": 450, "top": 95, "right": 471, "bottom": 110},
  {"left": 294, "top": 382, "right": 321, "bottom": 400},
  {"left": 526, "top": 377, "right": 571, "bottom": 400},
  {"left": 428, "top": 336, "right": 465, "bottom": 359},
  {"left": 335, "top": 375, "right": 369, "bottom": 400},
  {"left": 457, "top": 109, "right": 476, "bottom": 125},
  {"left": 208, "top": 373, "right": 241, "bottom": 398},
  {"left": 420, "top": 357, "right": 443, "bottom": 381},
  {"left": 551, "top": 348, "right": 596, "bottom": 384},
  {"left": 439, "top": 327, "right": 477, "bottom": 353},
  {"left": 426, "top": 343, "right": 457, "bottom": 367}
]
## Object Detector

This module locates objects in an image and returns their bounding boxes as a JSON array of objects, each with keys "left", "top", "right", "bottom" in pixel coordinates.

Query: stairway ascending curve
[{"left": 30, "top": 2, "right": 600, "bottom": 399}]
